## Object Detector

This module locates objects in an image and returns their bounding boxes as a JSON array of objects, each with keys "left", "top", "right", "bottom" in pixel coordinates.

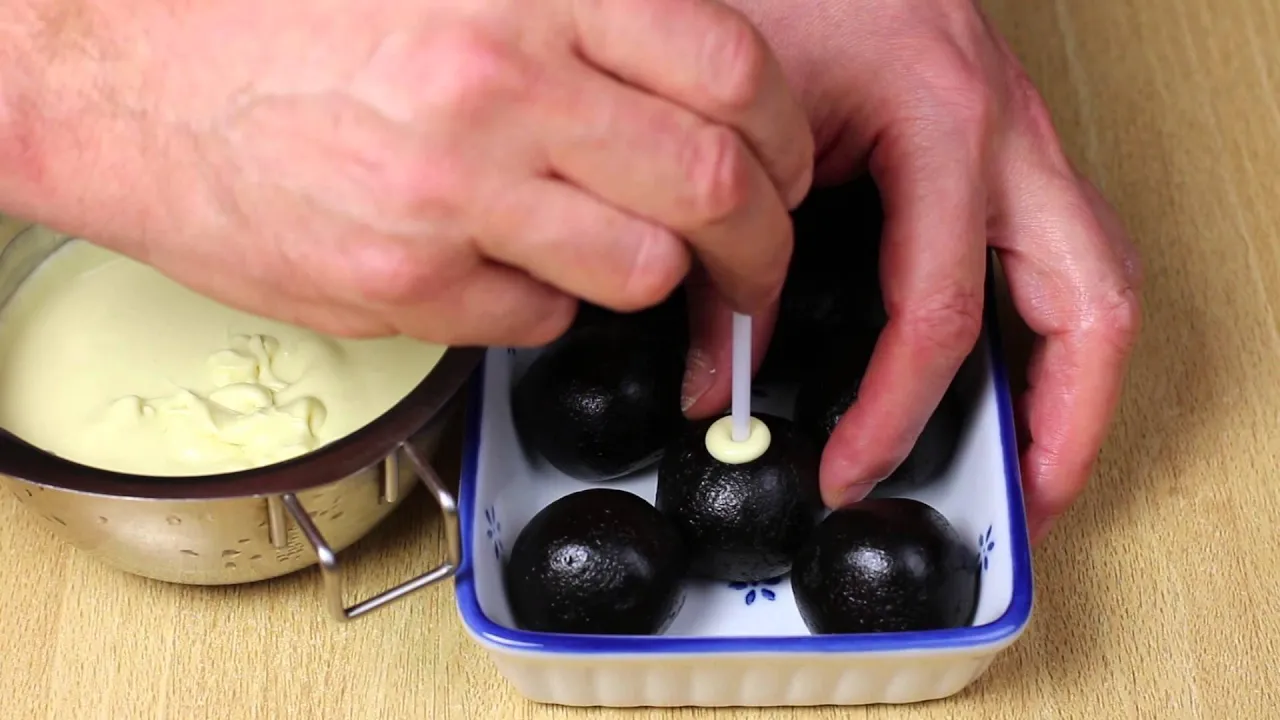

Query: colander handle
[{"left": 280, "top": 441, "right": 461, "bottom": 622}]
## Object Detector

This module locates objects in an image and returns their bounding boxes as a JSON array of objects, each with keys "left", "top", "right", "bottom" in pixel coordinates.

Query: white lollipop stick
[{"left": 730, "top": 312, "right": 752, "bottom": 442}]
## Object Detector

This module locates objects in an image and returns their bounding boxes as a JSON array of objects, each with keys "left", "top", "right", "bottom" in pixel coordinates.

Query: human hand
[
  {"left": 1, "top": 0, "right": 813, "bottom": 346},
  {"left": 680, "top": 0, "right": 1142, "bottom": 543}
]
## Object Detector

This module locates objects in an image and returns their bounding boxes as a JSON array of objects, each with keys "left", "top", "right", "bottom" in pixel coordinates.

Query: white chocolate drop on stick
[
  {"left": 703, "top": 311, "right": 771, "bottom": 465},
  {"left": 705, "top": 415, "right": 771, "bottom": 464}
]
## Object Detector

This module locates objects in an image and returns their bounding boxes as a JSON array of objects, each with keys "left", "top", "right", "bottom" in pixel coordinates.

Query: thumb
[{"left": 680, "top": 268, "right": 778, "bottom": 418}]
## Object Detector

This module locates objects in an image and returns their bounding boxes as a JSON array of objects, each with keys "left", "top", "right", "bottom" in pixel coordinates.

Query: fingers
[
  {"left": 476, "top": 178, "right": 692, "bottom": 312},
  {"left": 150, "top": 238, "right": 576, "bottom": 349},
  {"left": 326, "top": 234, "right": 580, "bottom": 347},
  {"left": 151, "top": 261, "right": 399, "bottom": 340},
  {"left": 991, "top": 166, "right": 1141, "bottom": 544},
  {"left": 542, "top": 64, "right": 795, "bottom": 312},
  {"left": 568, "top": 0, "right": 814, "bottom": 207},
  {"left": 396, "top": 262, "right": 580, "bottom": 347},
  {"left": 679, "top": 267, "right": 778, "bottom": 417},
  {"left": 818, "top": 118, "right": 990, "bottom": 509}
]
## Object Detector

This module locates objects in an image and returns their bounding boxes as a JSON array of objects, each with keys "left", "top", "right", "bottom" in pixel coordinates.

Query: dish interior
[
  {"left": 0, "top": 224, "right": 478, "bottom": 501},
  {"left": 457, "top": 315, "right": 1032, "bottom": 650}
]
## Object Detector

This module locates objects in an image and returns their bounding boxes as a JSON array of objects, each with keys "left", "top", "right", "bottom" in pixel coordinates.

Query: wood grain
[{"left": 4, "top": 0, "right": 1280, "bottom": 717}]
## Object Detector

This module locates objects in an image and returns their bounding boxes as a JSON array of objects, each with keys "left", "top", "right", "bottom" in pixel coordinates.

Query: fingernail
[
  {"left": 836, "top": 481, "right": 877, "bottom": 507},
  {"left": 823, "top": 452, "right": 891, "bottom": 508},
  {"left": 680, "top": 348, "right": 715, "bottom": 412}
]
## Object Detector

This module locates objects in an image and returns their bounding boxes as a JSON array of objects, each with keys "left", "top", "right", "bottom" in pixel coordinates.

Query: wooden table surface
[{"left": 4, "top": 0, "right": 1280, "bottom": 717}]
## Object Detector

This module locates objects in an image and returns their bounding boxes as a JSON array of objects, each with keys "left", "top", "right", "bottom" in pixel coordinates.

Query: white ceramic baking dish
[{"left": 449, "top": 269, "right": 1035, "bottom": 709}]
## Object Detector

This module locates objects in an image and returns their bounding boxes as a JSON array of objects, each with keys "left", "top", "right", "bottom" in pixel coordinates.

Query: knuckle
[
  {"left": 612, "top": 228, "right": 688, "bottom": 312},
  {"left": 909, "top": 53, "right": 996, "bottom": 141},
  {"left": 421, "top": 28, "right": 526, "bottom": 113},
  {"left": 349, "top": 240, "right": 448, "bottom": 307},
  {"left": 520, "top": 297, "right": 578, "bottom": 346},
  {"left": 1097, "top": 210, "right": 1145, "bottom": 293},
  {"left": 683, "top": 125, "right": 752, "bottom": 223},
  {"left": 1121, "top": 242, "right": 1146, "bottom": 292},
  {"left": 1101, "top": 214, "right": 1146, "bottom": 293},
  {"left": 1093, "top": 286, "right": 1142, "bottom": 355},
  {"left": 701, "top": 17, "right": 768, "bottom": 113},
  {"left": 900, "top": 285, "right": 985, "bottom": 356},
  {"left": 375, "top": 159, "right": 461, "bottom": 222},
  {"left": 1013, "top": 70, "right": 1059, "bottom": 144}
]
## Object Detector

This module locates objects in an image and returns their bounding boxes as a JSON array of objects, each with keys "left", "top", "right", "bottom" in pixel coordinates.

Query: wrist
[
  {"left": 0, "top": 2, "right": 195, "bottom": 256},
  {"left": 0, "top": 6, "right": 115, "bottom": 236},
  {"left": 0, "top": 21, "right": 48, "bottom": 223}
]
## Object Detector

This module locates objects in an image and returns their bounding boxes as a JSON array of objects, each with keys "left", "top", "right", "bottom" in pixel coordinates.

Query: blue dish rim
[{"left": 453, "top": 256, "right": 1034, "bottom": 654}]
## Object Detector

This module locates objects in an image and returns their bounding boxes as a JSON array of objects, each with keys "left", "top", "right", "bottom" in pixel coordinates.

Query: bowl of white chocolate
[{"left": 0, "top": 222, "right": 481, "bottom": 621}]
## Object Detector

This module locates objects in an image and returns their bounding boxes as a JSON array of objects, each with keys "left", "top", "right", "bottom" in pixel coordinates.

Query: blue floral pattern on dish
[
  {"left": 978, "top": 525, "right": 995, "bottom": 571},
  {"left": 729, "top": 577, "right": 783, "bottom": 606},
  {"left": 484, "top": 506, "right": 504, "bottom": 560}
]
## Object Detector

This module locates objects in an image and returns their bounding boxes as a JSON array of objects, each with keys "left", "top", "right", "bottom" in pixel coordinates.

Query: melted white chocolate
[
  {"left": 0, "top": 240, "right": 446, "bottom": 476},
  {"left": 704, "top": 415, "right": 772, "bottom": 464}
]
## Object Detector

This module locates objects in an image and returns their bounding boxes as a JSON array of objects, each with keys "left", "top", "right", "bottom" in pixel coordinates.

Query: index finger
[
  {"left": 819, "top": 119, "right": 989, "bottom": 508},
  {"left": 538, "top": 61, "right": 796, "bottom": 312},
  {"left": 569, "top": 0, "right": 814, "bottom": 207}
]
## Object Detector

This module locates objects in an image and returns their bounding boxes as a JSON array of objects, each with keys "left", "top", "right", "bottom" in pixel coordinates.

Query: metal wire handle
[{"left": 281, "top": 441, "right": 462, "bottom": 622}]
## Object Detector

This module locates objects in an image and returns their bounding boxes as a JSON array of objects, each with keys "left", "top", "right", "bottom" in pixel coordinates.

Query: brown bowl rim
[{"left": 0, "top": 346, "right": 484, "bottom": 501}]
